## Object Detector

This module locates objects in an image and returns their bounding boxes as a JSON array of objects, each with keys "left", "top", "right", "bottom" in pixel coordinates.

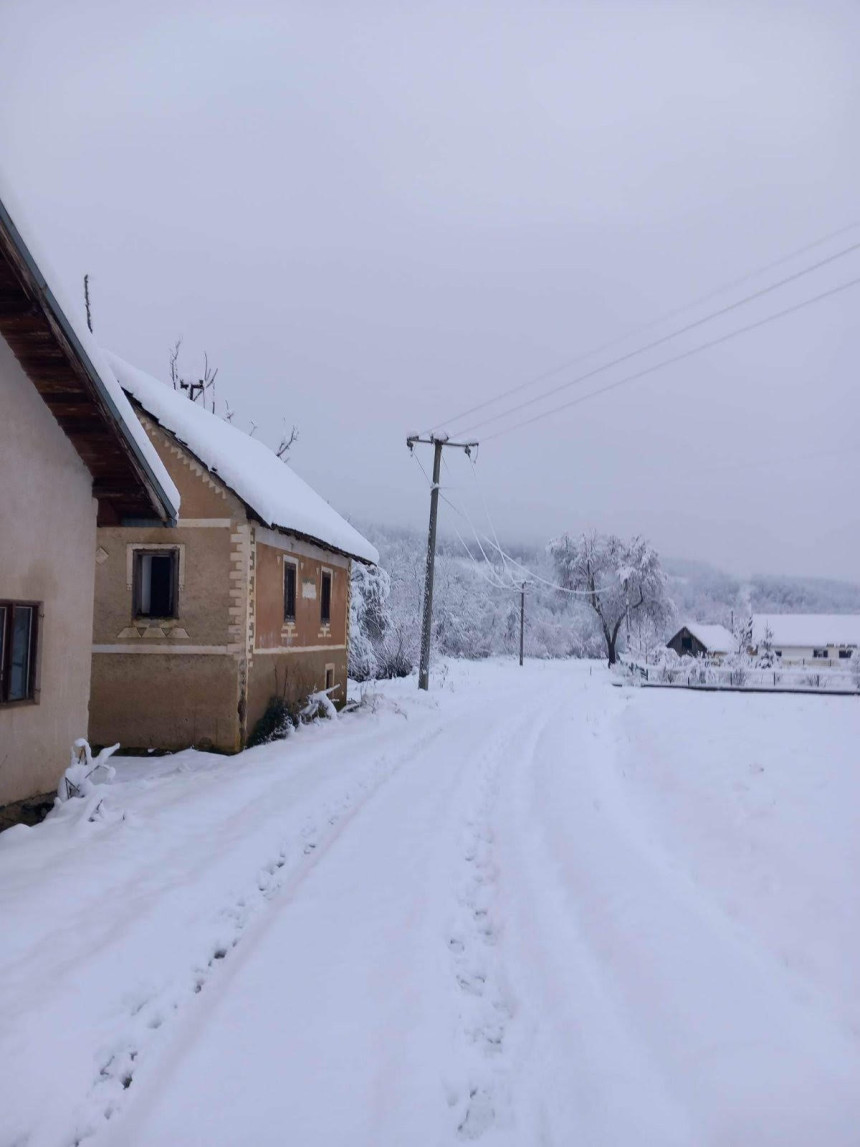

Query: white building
[{"left": 752, "top": 614, "right": 860, "bottom": 665}]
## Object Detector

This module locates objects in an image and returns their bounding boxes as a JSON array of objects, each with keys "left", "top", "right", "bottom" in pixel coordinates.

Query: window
[
  {"left": 0, "top": 602, "right": 39, "bottom": 703},
  {"left": 133, "top": 550, "right": 178, "bottom": 618},
  {"left": 839, "top": 649, "right": 853, "bottom": 659},
  {"left": 681, "top": 635, "right": 693, "bottom": 653},
  {"left": 320, "top": 571, "right": 332, "bottom": 625},
  {"left": 775, "top": 650, "right": 783, "bottom": 658},
  {"left": 812, "top": 648, "right": 828, "bottom": 659},
  {"left": 325, "top": 665, "right": 335, "bottom": 691},
  {"left": 283, "top": 562, "right": 297, "bottom": 623}
]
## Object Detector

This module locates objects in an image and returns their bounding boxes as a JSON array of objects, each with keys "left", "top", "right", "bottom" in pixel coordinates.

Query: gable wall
[{"left": 89, "top": 418, "right": 250, "bottom": 752}]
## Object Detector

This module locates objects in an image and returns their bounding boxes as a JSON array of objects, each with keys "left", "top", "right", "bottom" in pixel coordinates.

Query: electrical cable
[
  {"left": 449, "top": 239, "right": 860, "bottom": 438},
  {"left": 481, "top": 271, "right": 860, "bottom": 442}
]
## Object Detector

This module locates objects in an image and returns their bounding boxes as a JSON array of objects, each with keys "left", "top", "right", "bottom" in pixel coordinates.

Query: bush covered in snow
[{"left": 57, "top": 739, "right": 120, "bottom": 802}]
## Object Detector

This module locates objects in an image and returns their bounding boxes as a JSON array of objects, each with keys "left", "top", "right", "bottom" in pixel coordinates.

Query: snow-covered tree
[
  {"left": 734, "top": 613, "right": 754, "bottom": 655},
  {"left": 348, "top": 563, "right": 392, "bottom": 680},
  {"left": 547, "top": 532, "right": 672, "bottom": 666},
  {"left": 756, "top": 623, "right": 776, "bottom": 668}
]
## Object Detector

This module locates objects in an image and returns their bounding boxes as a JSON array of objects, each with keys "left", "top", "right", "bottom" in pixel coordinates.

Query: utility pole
[
  {"left": 407, "top": 433, "right": 479, "bottom": 690},
  {"left": 519, "top": 582, "right": 525, "bottom": 667}
]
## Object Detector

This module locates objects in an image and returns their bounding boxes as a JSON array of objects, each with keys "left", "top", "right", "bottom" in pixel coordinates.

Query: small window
[
  {"left": 325, "top": 666, "right": 334, "bottom": 691},
  {"left": 839, "top": 649, "right": 852, "bottom": 660},
  {"left": 284, "top": 562, "right": 297, "bottom": 622},
  {"left": 320, "top": 571, "right": 332, "bottom": 625},
  {"left": 775, "top": 650, "right": 783, "bottom": 658},
  {"left": 812, "top": 648, "right": 828, "bottom": 659},
  {"left": 681, "top": 634, "right": 693, "bottom": 652},
  {"left": 0, "top": 601, "right": 39, "bottom": 703},
  {"left": 133, "top": 550, "right": 178, "bottom": 618}
]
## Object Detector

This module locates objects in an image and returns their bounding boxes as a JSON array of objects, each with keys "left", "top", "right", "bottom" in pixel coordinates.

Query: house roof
[
  {"left": 106, "top": 353, "right": 378, "bottom": 565},
  {"left": 0, "top": 177, "right": 179, "bottom": 523},
  {"left": 678, "top": 623, "right": 736, "bottom": 653},
  {"left": 753, "top": 614, "right": 860, "bottom": 648}
]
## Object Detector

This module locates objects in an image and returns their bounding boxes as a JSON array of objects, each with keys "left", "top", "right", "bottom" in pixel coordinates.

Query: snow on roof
[
  {"left": 106, "top": 353, "right": 378, "bottom": 565},
  {"left": 753, "top": 614, "right": 860, "bottom": 648},
  {"left": 0, "top": 173, "right": 179, "bottom": 520},
  {"left": 684, "top": 623, "right": 736, "bottom": 653}
]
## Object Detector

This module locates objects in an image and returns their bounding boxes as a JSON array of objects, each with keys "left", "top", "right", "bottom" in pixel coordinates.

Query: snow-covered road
[{"left": 3, "top": 661, "right": 860, "bottom": 1145}]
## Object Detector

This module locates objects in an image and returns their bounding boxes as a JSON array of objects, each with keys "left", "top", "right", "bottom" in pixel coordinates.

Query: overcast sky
[{"left": 1, "top": 1, "right": 858, "bottom": 579}]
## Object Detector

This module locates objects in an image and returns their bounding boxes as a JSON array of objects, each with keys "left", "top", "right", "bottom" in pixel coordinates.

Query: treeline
[{"left": 349, "top": 522, "right": 860, "bottom": 679}]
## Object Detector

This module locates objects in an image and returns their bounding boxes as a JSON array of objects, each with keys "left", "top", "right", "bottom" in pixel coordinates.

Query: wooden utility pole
[
  {"left": 519, "top": 582, "right": 525, "bottom": 666},
  {"left": 407, "top": 434, "right": 479, "bottom": 690}
]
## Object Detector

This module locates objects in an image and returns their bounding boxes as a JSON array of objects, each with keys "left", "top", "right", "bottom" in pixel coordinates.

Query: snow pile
[
  {"left": 0, "top": 175, "right": 180, "bottom": 518},
  {"left": 106, "top": 352, "right": 378, "bottom": 564}
]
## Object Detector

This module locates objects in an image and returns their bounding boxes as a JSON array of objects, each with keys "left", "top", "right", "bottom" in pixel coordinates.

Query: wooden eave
[{"left": 0, "top": 208, "right": 174, "bottom": 525}]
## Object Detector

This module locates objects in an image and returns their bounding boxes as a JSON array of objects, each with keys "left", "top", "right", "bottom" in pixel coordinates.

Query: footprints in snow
[
  {"left": 68, "top": 778, "right": 380, "bottom": 1146},
  {"left": 448, "top": 763, "right": 517, "bottom": 1140}
]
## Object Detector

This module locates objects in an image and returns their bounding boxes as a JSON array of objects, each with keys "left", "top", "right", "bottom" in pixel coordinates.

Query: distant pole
[
  {"left": 519, "top": 582, "right": 525, "bottom": 666},
  {"left": 418, "top": 438, "right": 443, "bottom": 691},
  {"left": 408, "top": 433, "right": 479, "bottom": 691}
]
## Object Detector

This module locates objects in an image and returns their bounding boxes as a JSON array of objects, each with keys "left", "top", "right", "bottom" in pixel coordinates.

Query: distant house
[
  {"left": 0, "top": 188, "right": 178, "bottom": 821},
  {"left": 666, "top": 623, "right": 735, "bottom": 660},
  {"left": 89, "top": 355, "right": 378, "bottom": 754},
  {"left": 752, "top": 614, "right": 860, "bottom": 665}
]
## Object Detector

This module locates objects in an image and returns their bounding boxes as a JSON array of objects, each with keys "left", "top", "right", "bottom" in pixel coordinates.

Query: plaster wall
[
  {"left": 89, "top": 417, "right": 249, "bottom": 753},
  {"left": 0, "top": 336, "right": 97, "bottom": 805}
]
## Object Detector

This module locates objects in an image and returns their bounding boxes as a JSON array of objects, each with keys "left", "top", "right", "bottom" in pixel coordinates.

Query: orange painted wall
[{"left": 255, "top": 542, "right": 348, "bottom": 651}]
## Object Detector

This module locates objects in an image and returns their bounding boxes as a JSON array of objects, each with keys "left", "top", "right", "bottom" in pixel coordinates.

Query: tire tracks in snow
[
  {"left": 444, "top": 691, "right": 570, "bottom": 1143},
  {"left": 503, "top": 687, "right": 860, "bottom": 1145},
  {"left": 60, "top": 720, "right": 447, "bottom": 1147}
]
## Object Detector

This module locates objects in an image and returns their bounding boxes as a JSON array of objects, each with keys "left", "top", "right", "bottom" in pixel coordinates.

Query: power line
[
  {"left": 450, "top": 237, "right": 860, "bottom": 438},
  {"left": 428, "top": 219, "right": 860, "bottom": 436},
  {"left": 482, "top": 271, "right": 860, "bottom": 443},
  {"left": 439, "top": 485, "right": 622, "bottom": 598}
]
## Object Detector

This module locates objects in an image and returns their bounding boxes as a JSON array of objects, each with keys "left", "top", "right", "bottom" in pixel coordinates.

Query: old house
[
  {"left": 89, "top": 355, "right": 377, "bottom": 753},
  {"left": 0, "top": 189, "right": 178, "bottom": 822},
  {"left": 666, "top": 623, "right": 735, "bottom": 660}
]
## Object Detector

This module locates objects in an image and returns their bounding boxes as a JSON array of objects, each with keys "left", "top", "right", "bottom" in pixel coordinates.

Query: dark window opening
[
  {"left": 812, "top": 648, "right": 829, "bottom": 659},
  {"left": 839, "top": 649, "right": 852, "bottom": 659},
  {"left": 284, "top": 563, "right": 297, "bottom": 622},
  {"left": 320, "top": 571, "right": 332, "bottom": 625},
  {"left": 0, "top": 602, "right": 39, "bottom": 703},
  {"left": 325, "top": 666, "right": 334, "bottom": 691},
  {"left": 681, "top": 634, "right": 693, "bottom": 652},
  {"left": 134, "top": 550, "right": 178, "bottom": 618}
]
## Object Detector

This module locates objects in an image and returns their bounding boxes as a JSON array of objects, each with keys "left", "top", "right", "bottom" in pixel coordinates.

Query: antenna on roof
[{"left": 83, "top": 274, "right": 93, "bottom": 333}]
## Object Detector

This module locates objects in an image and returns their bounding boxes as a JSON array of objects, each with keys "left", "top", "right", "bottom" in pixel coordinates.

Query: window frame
[
  {"left": 320, "top": 569, "right": 332, "bottom": 627},
  {"left": 812, "top": 648, "right": 829, "bottom": 660},
  {"left": 283, "top": 559, "right": 298, "bottom": 624},
  {"left": 132, "top": 547, "right": 180, "bottom": 620},
  {"left": 0, "top": 600, "right": 40, "bottom": 705}
]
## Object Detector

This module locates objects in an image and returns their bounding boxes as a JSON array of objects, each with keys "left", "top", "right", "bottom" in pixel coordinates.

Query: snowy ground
[{"left": 2, "top": 659, "right": 860, "bottom": 1146}]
